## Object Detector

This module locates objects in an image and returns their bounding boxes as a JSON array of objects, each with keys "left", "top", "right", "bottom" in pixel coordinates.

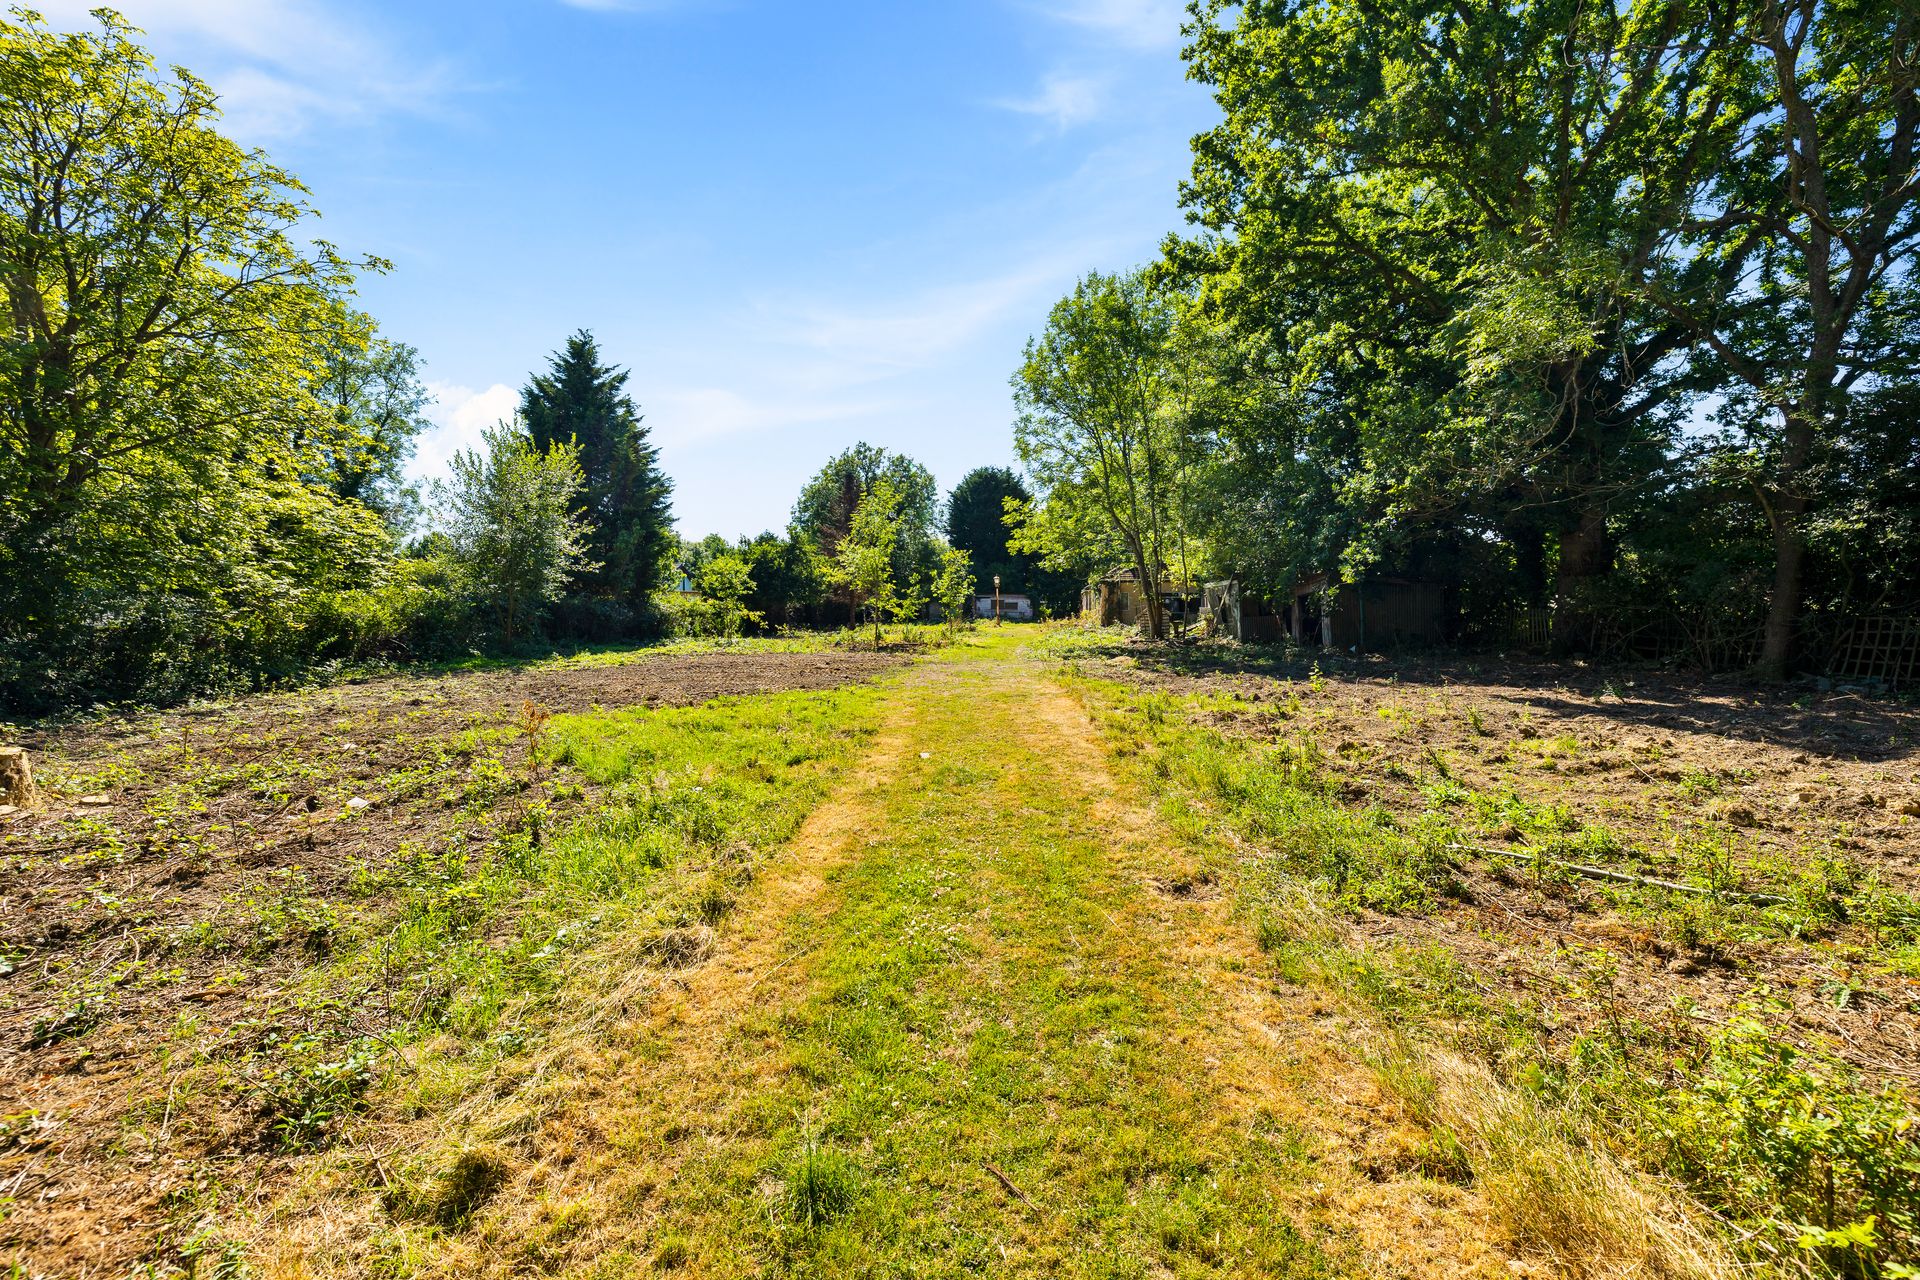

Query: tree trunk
[
  {"left": 0, "top": 747, "right": 34, "bottom": 807},
  {"left": 1757, "top": 523, "right": 1804, "bottom": 681},
  {"left": 1755, "top": 404, "right": 1820, "bottom": 681},
  {"left": 1758, "top": 493, "right": 1808, "bottom": 682},
  {"left": 1551, "top": 504, "right": 1612, "bottom": 654},
  {"left": 1507, "top": 522, "right": 1549, "bottom": 607},
  {"left": 1556, "top": 503, "right": 1613, "bottom": 585}
]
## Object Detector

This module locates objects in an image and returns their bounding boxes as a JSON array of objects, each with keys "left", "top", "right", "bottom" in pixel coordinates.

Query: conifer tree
[{"left": 520, "top": 331, "right": 673, "bottom": 605}]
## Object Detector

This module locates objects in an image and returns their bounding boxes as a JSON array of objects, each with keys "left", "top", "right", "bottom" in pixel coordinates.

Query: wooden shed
[
  {"left": 1292, "top": 573, "right": 1447, "bottom": 649},
  {"left": 1083, "top": 565, "right": 1196, "bottom": 630},
  {"left": 1202, "top": 580, "right": 1287, "bottom": 642}
]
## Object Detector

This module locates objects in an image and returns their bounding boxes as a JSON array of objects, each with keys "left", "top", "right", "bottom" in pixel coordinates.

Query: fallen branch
[
  {"left": 1447, "top": 844, "right": 1790, "bottom": 905},
  {"left": 982, "top": 1160, "right": 1038, "bottom": 1210}
]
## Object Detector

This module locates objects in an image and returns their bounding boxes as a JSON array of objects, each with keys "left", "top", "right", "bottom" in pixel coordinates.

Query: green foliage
[
  {"left": 693, "top": 552, "right": 759, "bottom": 638},
  {"left": 250, "top": 1032, "right": 382, "bottom": 1150},
  {"left": 828, "top": 478, "right": 907, "bottom": 644},
  {"left": 1012, "top": 270, "right": 1201, "bottom": 638},
  {"left": 1167, "top": 0, "right": 1920, "bottom": 669},
  {"left": 944, "top": 466, "right": 1029, "bottom": 592},
  {"left": 791, "top": 442, "right": 938, "bottom": 594},
  {"left": 438, "top": 425, "right": 598, "bottom": 645},
  {"left": 929, "top": 544, "right": 974, "bottom": 634},
  {"left": 740, "top": 531, "right": 829, "bottom": 626},
  {"left": 520, "top": 330, "right": 674, "bottom": 606},
  {"left": 314, "top": 317, "right": 431, "bottom": 531},
  {"left": 1651, "top": 1018, "right": 1920, "bottom": 1274},
  {"left": 0, "top": 9, "right": 408, "bottom": 712}
]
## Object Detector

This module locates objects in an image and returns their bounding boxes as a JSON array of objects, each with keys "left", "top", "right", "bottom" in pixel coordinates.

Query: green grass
[
  {"left": 126, "top": 680, "right": 893, "bottom": 1269},
  {"left": 430, "top": 630, "right": 1344, "bottom": 1278},
  {"left": 1059, "top": 660, "right": 1920, "bottom": 1279}
]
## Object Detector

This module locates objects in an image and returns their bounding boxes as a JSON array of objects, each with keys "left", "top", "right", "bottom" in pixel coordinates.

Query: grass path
[{"left": 426, "top": 634, "right": 1516, "bottom": 1278}]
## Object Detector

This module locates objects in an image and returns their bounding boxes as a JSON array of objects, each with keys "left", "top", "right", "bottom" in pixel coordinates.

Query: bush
[
  {"left": 1651, "top": 1018, "right": 1920, "bottom": 1275},
  {"left": 0, "top": 557, "right": 480, "bottom": 716}
]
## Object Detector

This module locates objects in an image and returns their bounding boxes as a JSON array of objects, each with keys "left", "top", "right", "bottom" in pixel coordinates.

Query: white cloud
[
  {"left": 764, "top": 262, "right": 1072, "bottom": 384},
  {"left": 409, "top": 381, "right": 518, "bottom": 488},
  {"left": 32, "top": 0, "right": 464, "bottom": 140},
  {"left": 648, "top": 387, "right": 897, "bottom": 451},
  {"left": 994, "top": 71, "right": 1110, "bottom": 130},
  {"left": 1035, "top": 0, "right": 1186, "bottom": 49}
]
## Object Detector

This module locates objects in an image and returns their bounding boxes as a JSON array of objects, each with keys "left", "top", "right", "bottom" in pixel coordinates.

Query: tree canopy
[
  {"left": 945, "top": 466, "right": 1030, "bottom": 595},
  {"left": 520, "top": 331, "right": 674, "bottom": 606},
  {"left": 0, "top": 8, "right": 397, "bottom": 708}
]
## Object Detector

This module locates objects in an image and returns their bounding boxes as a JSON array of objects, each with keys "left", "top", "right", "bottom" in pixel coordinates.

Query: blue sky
[{"left": 47, "top": 0, "right": 1216, "bottom": 538}]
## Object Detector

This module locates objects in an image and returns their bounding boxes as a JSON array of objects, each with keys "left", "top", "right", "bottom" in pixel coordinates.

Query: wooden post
[{"left": 0, "top": 747, "right": 34, "bottom": 807}]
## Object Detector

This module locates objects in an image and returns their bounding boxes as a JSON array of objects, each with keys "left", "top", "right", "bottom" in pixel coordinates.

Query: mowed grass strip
[
  {"left": 232, "top": 680, "right": 893, "bottom": 1275},
  {"left": 576, "top": 638, "right": 1340, "bottom": 1278}
]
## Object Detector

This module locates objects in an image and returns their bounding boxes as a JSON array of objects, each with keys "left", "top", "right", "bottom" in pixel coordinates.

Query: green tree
[
  {"left": 740, "top": 531, "right": 828, "bottom": 626},
  {"left": 695, "top": 552, "right": 759, "bottom": 638},
  {"left": 312, "top": 318, "right": 430, "bottom": 530},
  {"left": 929, "top": 544, "right": 975, "bottom": 635},
  {"left": 1635, "top": 1, "right": 1920, "bottom": 677},
  {"left": 1013, "top": 271, "right": 1197, "bottom": 639},
  {"left": 791, "top": 443, "right": 937, "bottom": 621},
  {"left": 828, "top": 478, "right": 905, "bottom": 645},
  {"left": 439, "top": 424, "right": 596, "bottom": 645},
  {"left": 521, "top": 331, "right": 673, "bottom": 607},
  {"left": 0, "top": 9, "right": 391, "bottom": 708},
  {"left": 1176, "top": 0, "right": 1918, "bottom": 675},
  {"left": 1174, "top": 0, "right": 1754, "bottom": 610},
  {"left": 945, "top": 467, "right": 1030, "bottom": 595}
]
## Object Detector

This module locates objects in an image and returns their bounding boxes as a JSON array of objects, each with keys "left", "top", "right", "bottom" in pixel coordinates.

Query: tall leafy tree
[
  {"left": 438, "top": 423, "right": 596, "bottom": 645},
  {"left": 791, "top": 442, "right": 937, "bottom": 556},
  {"left": 945, "top": 466, "right": 1030, "bottom": 595},
  {"left": 1013, "top": 270, "right": 1198, "bottom": 639},
  {"left": 0, "top": 9, "right": 390, "bottom": 708},
  {"left": 1176, "top": 0, "right": 1747, "bottom": 615},
  {"left": 312, "top": 317, "right": 430, "bottom": 530},
  {"left": 791, "top": 443, "right": 936, "bottom": 620},
  {"left": 1178, "top": 0, "right": 1918, "bottom": 674},
  {"left": 1637, "top": 0, "right": 1920, "bottom": 676},
  {"left": 520, "top": 331, "right": 673, "bottom": 606}
]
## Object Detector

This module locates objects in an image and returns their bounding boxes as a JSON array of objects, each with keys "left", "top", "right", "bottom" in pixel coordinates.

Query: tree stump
[{"left": 0, "top": 747, "right": 34, "bottom": 807}]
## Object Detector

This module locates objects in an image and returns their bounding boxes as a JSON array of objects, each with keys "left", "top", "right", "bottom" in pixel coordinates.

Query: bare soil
[
  {"left": 0, "top": 650, "right": 902, "bottom": 1274},
  {"left": 1096, "top": 643, "right": 1920, "bottom": 1085}
]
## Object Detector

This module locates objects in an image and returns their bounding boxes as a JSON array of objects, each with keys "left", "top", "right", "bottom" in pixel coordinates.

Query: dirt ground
[
  {"left": 1097, "top": 644, "right": 1920, "bottom": 1086},
  {"left": 0, "top": 649, "right": 902, "bottom": 1273}
]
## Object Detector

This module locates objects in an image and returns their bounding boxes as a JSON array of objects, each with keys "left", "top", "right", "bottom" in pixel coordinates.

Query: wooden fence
[{"left": 1826, "top": 615, "right": 1920, "bottom": 688}]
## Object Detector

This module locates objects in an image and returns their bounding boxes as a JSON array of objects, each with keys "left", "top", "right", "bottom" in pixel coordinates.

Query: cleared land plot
[
  {"left": 1054, "top": 633, "right": 1920, "bottom": 1274},
  {"left": 0, "top": 649, "right": 903, "bottom": 1274},
  {"left": 1080, "top": 642, "right": 1920, "bottom": 1085}
]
